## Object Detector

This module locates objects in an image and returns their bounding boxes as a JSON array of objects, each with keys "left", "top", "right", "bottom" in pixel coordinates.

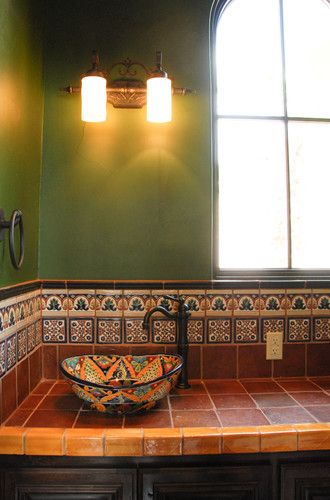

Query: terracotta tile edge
[
  {"left": 0, "top": 427, "right": 26, "bottom": 455},
  {"left": 2, "top": 424, "right": 330, "bottom": 456}
]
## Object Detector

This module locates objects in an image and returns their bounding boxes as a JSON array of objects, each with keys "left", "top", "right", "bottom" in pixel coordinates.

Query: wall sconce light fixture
[{"left": 62, "top": 50, "right": 194, "bottom": 123}]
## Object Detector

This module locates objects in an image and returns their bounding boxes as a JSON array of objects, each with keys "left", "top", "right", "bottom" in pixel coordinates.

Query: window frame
[{"left": 211, "top": 0, "right": 330, "bottom": 281}]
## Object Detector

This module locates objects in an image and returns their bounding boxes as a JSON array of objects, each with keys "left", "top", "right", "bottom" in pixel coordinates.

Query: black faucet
[{"left": 142, "top": 295, "right": 191, "bottom": 389}]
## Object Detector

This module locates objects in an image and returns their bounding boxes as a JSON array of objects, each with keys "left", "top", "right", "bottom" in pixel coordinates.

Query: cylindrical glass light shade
[
  {"left": 81, "top": 75, "right": 107, "bottom": 122},
  {"left": 147, "top": 76, "right": 172, "bottom": 123}
]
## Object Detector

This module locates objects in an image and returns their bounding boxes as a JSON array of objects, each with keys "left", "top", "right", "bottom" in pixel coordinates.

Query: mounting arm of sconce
[
  {"left": 0, "top": 209, "right": 24, "bottom": 270},
  {"left": 61, "top": 51, "right": 195, "bottom": 110}
]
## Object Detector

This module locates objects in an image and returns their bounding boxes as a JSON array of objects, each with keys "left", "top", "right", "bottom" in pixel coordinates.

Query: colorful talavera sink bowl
[{"left": 60, "top": 354, "right": 182, "bottom": 415}]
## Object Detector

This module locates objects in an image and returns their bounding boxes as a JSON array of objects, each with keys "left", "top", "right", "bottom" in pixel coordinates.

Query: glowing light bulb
[
  {"left": 147, "top": 76, "right": 172, "bottom": 123},
  {"left": 81, "top": 75, "right": 107, "bottom": 122}
]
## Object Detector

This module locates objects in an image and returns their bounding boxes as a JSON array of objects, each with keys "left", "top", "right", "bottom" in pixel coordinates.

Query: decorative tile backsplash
[
  {"left": 0, "top": 286, "right": 41, "bottom": 380},
  {"left": 2, "top": 280, "right": 330, "bottom": 382}
]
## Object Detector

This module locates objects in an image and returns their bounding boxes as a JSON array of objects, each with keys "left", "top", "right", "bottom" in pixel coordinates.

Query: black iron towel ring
[{"left": 0, "top": 208, "right": 24, "bottom": 269}]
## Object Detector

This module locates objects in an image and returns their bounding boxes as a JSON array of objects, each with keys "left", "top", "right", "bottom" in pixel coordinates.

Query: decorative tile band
[{"left": 1, "top": 283, "right": 330, "bottom": 379}]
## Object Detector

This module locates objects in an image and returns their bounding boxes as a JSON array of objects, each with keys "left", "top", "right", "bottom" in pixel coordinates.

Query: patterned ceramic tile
[
  {"left": 96, "top": 318, "right": 122, "bottom": 344},
  {"left": 287, "top": 318, "right": 311, "bottom": 342},
  {"left": 179, "top": 290, "right": 206, "bottom": 317},
  {"left": 207, "top": 319, "right": 232, "bottom": 343},
  {"left": 43, "top": 318, "right": 67, "bottom": 343},
  {"left": 35, "top": 320, "right": 42, "bottom": 346},
  {"left": 312, "top": 290, "right": 330, "bottom": 316},
  {"left": 67, "top": 290, "right": 96, "bottom": 316},
  {"left": 261, "top": 318, "right": 285, "bottom": 342},
  {"left": 6, "top": 306, "right": 16, "bottom": 329},
  {"left": 234, "top": 318, "right": 259, "bottom": 343},
  {"left": 286, "top": 289, "right": 312, "bottom": 316},
  {"left": 42, "top": 289, "right": 67, "bottom": 317},
  {"left": 122, "top": 290, "right": 151, "bottom": 317},
  {"left": 313, "top": 317, "right": 330, "bottom": 341},
  {"left": 124, "top": 319, "right": 148, "bottom": 343},
  {"left": 95, "top": 290, "right": 123, "bottom": 317},
  {"left": 0, "top": 309, "right": 4, "bottom": 333},
  {"left": 0, "top": 340, "right": 5, "bottom": 376},
  {"left": 16, "top": 301, "right": 27, "bottom": 325},
  {"left": 205, "top": 290, "right": 233, "bottom": 317},
  {"left": 187, "top": 319, "right": 204, "bottom": 343},
  {"left": 69, "top": 318, "right": 94, "bottom": 343},
  {"left": 0, "top": 296, "right": 16, "bottom": 310},
  {"left": 259, "top": 290, "right": 286, "bottom": 316},
  {"left": 17, "top": 328, "right": 27, "bottom": 360},
  {"left": 152, "top": 319, "right": 176, "bottom": 343},
  {"left": 150, "top": 290, "right": 179, "bottom": 315},
  {"left": 27, "top": 323, "right": 36, "bottom": 353},
  {"left": 6, "top": 334, "right": 16, "bottom": 370},
  {"left": 233, "top": 290, "right": 259, "bottom": 317}
]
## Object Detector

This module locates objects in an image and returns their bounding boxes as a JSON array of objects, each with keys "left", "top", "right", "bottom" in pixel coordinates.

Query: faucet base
[{"left": 176, "top": 381, "right": 191, "bottom": 389}]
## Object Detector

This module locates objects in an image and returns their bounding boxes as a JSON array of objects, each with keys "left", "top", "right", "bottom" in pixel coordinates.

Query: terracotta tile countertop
[{"left": 1, "top": 378, "right": 330, "bottom": 457}]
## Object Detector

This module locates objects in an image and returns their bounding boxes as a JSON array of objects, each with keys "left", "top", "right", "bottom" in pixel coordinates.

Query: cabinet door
[
  {"left": 141, "top": 465, "right": 272, "bottom": 500},
  {"left": 281, "top": 462, "right": 330, "bottom": 500},
  {"left": 1, "top": 467, "right": 136, "bottom": 500}
]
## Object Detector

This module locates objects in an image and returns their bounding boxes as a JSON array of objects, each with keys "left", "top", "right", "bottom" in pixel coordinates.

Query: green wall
[
  {"left": 0, "top": 0, "right": 43, "bottom": 287},
  {"left": 39, "top": 0, "right": 213, "bottom": 280}
]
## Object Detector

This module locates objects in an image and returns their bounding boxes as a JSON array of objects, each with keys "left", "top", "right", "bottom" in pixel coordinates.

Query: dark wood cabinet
[
  {"left": 2, "top": 451, "right": 330, "bottom": 500},
  {"left": 1, "top": 467, "right": 136, "bottom": 500},
  {"left": 281, "top": 462, "right": 330, "bottom": 500},
  {"left": 140, "top": 465, "right": 272, "bottom": 500}
]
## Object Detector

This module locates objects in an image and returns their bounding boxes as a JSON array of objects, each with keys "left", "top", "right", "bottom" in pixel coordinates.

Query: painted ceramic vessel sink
[{"left": 60, "top": 354, "right": 182, "bottom": 415}]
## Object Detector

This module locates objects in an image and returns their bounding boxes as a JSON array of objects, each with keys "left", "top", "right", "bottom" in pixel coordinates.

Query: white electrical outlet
[{"left": 266, "top": 331, "right": 283, "bottom": 360}]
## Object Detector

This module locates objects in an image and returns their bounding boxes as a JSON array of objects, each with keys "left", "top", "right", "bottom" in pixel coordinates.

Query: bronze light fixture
[{"left": 62, "top": 50, "right": 194, "bottom": 123}]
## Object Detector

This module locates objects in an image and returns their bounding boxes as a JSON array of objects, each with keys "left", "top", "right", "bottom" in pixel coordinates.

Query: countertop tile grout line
[
  {"left": 273, "top": 382, "right": 320, "bottom": 423},
  {"left": 203, "top": 380, "right": 223, "bottom": 428}
]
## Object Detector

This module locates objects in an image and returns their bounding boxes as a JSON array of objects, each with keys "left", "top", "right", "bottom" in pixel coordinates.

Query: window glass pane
[
  {"left": 218, "top": 119, "right": 288, "bottom": 268},
  {"left": 284, "top": 0, "right": 330, "bottom": 118},
  {"left": 290, "top": 121, "right": 330, "bottom": 268},
  {"left": 216, "top": 0, "right": 284, "bottom": 116}
]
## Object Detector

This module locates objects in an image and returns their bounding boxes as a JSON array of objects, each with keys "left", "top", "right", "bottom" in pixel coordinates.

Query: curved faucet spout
[{"left": 143, "top": 306, "right": 176, "bottom": 330}]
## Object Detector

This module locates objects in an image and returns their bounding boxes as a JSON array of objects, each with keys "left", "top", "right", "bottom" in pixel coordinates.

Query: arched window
[{"left": 212, "top": 0, "right": 330, "bottom": 277}]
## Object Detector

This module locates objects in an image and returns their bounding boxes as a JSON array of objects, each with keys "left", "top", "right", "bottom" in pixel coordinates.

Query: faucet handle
[{"left": 164, "top": 294, "right": 185, "bottom": 305}]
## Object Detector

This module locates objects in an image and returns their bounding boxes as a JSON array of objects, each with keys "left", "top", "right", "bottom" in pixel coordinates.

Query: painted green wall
[
  {"left": 39, "top": 0, "right": 213, "bottom": 280},
  {"left": 0, "top": 0, "right": 43, "bottom": 287}
]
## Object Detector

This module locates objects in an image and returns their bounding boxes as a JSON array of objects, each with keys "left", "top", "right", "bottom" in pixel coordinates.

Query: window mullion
[{"left": 279, "top": 0, "right": 292, "bottom": 269}]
